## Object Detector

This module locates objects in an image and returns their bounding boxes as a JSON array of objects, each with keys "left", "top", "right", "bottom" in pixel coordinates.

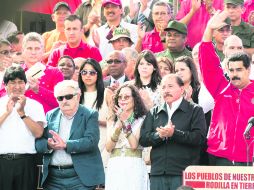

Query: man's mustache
[{"left": 232, "top": 76, "right": 241, "bottom": 80}]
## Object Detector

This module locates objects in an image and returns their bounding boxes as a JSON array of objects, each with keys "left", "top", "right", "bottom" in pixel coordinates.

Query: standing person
[
  {"left": 140, "top": 74, "right": 207, "bottom": 190},
  {"left": 42, "top": 2, "right": 72, "bottom": 61},
  {"left": 78, "top": 58, "right": 108, "bottom": 168},
  {"left": 35, "top": 80, "right": 105, "bottom": 189},
  {"left": 135, "top": 1, "right": 173, "bottom": 53},
  {"left": 200, "top": 10, "right": 254, "bottom": 165},
  {"left": 0, "top": 66, "right": 46, "bottom": 190},
  {"left": 93, "top": 0, "right": 138, "bottom": 58},
  {"left": 133, "top": 50, "right": 162, "bottom": 109},
  {"left": 48, "top": 14, "right": 102, "bottom": 67},
  {"left": 105, "top": 84, "right": 149, "bottom": 190},
  {"left": 176, "top": 0, "right": 223, "bottom": 49},
  {"left": 224, "top": 0, "right": 254, "bottom": 56},
  {"left": 156, "top": 20, "right": 192, "bottom": 63},
  {"left": 157, "top": 56, "right": 174, "bottom": 78},
  {"left": 174, "top": 56, "right": 200, "bottom": 103},
  {"left": 57, "top": 55, "right": 75, "bottom": 80},
  {"left": 22, "top": 32, "right": 64, "bottom": 114},
  {"left": 125, "top": 0, "right": 159, "bottom": 32}
]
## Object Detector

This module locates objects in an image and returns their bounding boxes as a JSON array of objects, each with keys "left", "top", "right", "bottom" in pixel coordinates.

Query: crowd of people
[{"left": 0, "top": 0, "right": 253, "bottom": 190}]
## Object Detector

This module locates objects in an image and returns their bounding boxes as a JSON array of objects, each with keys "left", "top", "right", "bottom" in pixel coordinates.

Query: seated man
[
  {"left": 0, "top": 66, "right": 45, "bottom": 190},
  {"left": 35, "top": 80, "right": 105, "bottom": 189}
]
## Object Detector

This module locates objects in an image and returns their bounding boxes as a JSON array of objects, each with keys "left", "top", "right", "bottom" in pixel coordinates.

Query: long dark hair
[
  {"left": 114, "top": 84, "right": 147, "bottom": 120},
  {"left": 134, "top": 50, "right": 161, "bottom": 91},
  {"left": 78, "top": 58, "right": 104, "bottom": 110},
  {"left": 174, "top": 56, "right": 200, "bottom": 92}
]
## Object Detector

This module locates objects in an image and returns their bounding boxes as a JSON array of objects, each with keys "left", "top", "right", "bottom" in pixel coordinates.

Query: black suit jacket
[
  {"left": 140, "top": 99, "right": 207, "bottom": 176},
  {"left": 103, "top": 75, "right": 129, "bottom": 88}
]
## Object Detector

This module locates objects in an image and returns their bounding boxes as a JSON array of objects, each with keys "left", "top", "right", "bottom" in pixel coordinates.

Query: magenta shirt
[
  {"left": 47, "top": 41, "right": 102, "bottom": 67},
  {"left": 142, "top": 28, "right": 164, "bottom": 53},
  {"left": 176, "top": 0, "right": 223, "bottom": 48},
  {"left": 25, "top": 65, "right": 64, "bottom": 114}
]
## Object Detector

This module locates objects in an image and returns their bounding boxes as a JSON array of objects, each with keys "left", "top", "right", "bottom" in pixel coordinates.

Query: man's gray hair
[
  {"left": 22, "top": 32, "right": 44, "bottom": 49},
  {"left": 54, "top": 80, "right": 80, "bottom": 97}
]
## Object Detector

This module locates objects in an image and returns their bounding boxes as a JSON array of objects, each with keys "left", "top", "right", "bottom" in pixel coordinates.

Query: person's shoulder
[{"left": 42, "top": 30, "right": 55, "bottom": 38}]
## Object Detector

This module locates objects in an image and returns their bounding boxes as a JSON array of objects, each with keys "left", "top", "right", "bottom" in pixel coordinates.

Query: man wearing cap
[
  {"left": 213, "top": 22, "right": 232, "bottom": 61},
  {"left": 156, "top": 20, "right": 192, "bottom": 62},
  {"left": 93, "top": 0, "right": 138, "bottom": 59},
  {"left": 42, "top": 2, "right": 71, "bottom": 61},
  {"left": 135, "top": 1, "right": 173, "bottom": 53},
  {"left": 224, "top": 0, "right": 254, "bottom": 56},
  {"left": 47, "top": 14, "right": 102, "bottom": 67}
]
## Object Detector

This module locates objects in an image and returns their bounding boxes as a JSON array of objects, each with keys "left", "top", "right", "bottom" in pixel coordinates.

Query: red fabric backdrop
[{"left": 22, "top": 0, "right": 82, "bottom": 14}]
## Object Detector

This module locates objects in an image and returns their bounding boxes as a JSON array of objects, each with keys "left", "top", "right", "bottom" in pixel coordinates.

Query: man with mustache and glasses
[
  {"left": 0, "top": 66, "right": 46, "bottom": 190},
  {"left": 199, "top": 10, "right": 254, "bottom": 166},
  {"left": 93, "top": 0, "right": 138, "bottom": 59},
  {"left": 36, "top": 80, "right": 104, "bottom": 190},
  {"left": 140, "top": 74, "right": 206, "bottom": 190}
]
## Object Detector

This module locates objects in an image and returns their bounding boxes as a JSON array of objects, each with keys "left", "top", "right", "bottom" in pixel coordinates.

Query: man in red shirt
[
  {"left": 47, "top": 15, "right": 102, "bottom": 67},
  {"left": 135, "top": 1, "right": 173, "bottom": 53}
]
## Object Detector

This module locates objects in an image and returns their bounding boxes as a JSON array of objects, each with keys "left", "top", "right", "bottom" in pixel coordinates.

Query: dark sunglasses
[
  {"left": 106, "top": 59, "right": 122, "bottom": 64},
  {"left": 0, "top": 50, "right": 11, "bottom": 56},
  {"left": 56, "top": 93, "right": 77, "bottom": 101},
  {"left": 80, "top": 70, "right": 97, "bottom": 76}
]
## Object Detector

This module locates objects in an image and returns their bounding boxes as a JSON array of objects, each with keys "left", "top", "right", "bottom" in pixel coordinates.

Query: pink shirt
[
  {"left": 176, "top": 0, "right": 223, "bottom": 48},
  {"left": 142, "top": 28, "right": 164, "bottom": 53},
  {"left": 242, "top": 0, "right": 254, "bottom": 25},
  {"left": 25, "top": 65, "right": 64, "bottom": 114},
  {"left": 47, "top": 41, "right": 102, "bottom": 67}
]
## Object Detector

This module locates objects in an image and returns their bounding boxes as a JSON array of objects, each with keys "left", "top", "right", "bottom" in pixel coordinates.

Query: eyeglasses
[
  {"left": 56, "top": 93, "right": 77, "bottom": 101},
  {"left": 118, "top": 95, "right": 132, "bottom": 101},
  {"left": 0, "top": 50, "right": 11, "bottom": 56},
  {"left": 80, "top": 70, "right": 97, "bottom": 76},
  {"left": 152, "top": 11, "right": 168, "bottom": 16},
  {"left": 106, "top": 59, "right": 122, "bottom": 64}
]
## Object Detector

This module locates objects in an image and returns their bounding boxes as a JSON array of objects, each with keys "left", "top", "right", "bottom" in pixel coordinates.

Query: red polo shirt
[
  {"left": 142, "top": 28, "right": 164, "bottom": 53},
  {"left": 47, "top": 41, "right": 102, "bottom": 67}
]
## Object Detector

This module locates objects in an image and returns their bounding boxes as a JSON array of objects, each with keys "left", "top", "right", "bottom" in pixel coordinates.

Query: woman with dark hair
[
  {"left": 132, "top": 50, "right": 162, "bottom": 109},
  {"left": 78, "top": 58, "right": 108, "bottom": 166},
  {"left": 105, "top": 84, "right": 149, "bottom": 190},
  {"left": 174, "top": 56, "right": 200, "bottom": 103}
]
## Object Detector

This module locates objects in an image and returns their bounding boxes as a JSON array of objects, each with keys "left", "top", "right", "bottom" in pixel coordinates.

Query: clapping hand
[
  {"left": 156, "top": 120, "right": 175, "bottom": 138},
  {"left": 48, "top": 130, "right": 66, "bottom": 150}
]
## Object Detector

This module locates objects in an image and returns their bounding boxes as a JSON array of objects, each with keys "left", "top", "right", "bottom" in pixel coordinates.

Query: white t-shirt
[{"left": 0, "top": 96, "right": 46, "bottom": 154}]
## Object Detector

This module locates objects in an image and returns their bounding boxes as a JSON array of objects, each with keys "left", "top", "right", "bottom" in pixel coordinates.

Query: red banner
[{"left": 22, "top": 0, "right": 82, "bottom": 14}]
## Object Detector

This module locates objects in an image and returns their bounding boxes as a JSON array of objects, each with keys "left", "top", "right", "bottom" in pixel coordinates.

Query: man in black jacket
[{"left": 140, "top": 74, "right": 207, "bottom": 190}]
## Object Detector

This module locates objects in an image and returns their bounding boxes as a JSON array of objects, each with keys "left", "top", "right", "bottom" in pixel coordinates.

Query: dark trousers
[
  {"left": 209, "top": 154, "right": 250, "bottom": 166},
  {"left": 0, "top": 155, "right": 36, "bottom": 190},
  {"left": 44, "top": 167, "right": 96, "bottom": 190},
  {"left": 150, "top": 175, "right": 182, "bottom": 190}
]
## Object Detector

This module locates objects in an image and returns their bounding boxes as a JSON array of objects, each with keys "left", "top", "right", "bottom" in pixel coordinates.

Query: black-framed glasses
[
  {"left": 80, "top": 70, "right": 97, "bottom": 76},
  {"left": 106, "top": 59, "right": 122, "bottom": 64},
  {"left": 0, "top": 50, "right": 11, "bottom": 56},
  {"left": 56, "top": 93, "right": 77, "bottom": 101}
]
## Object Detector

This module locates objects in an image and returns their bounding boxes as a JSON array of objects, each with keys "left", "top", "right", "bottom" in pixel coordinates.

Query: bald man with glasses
[{"left": 36, "top": 80, "right": 105, "bottom": 190}]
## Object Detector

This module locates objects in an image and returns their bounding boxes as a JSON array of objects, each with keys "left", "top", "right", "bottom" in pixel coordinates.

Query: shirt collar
[{"left": 110, "top": 74, "right": 126, "bottom": 85}]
